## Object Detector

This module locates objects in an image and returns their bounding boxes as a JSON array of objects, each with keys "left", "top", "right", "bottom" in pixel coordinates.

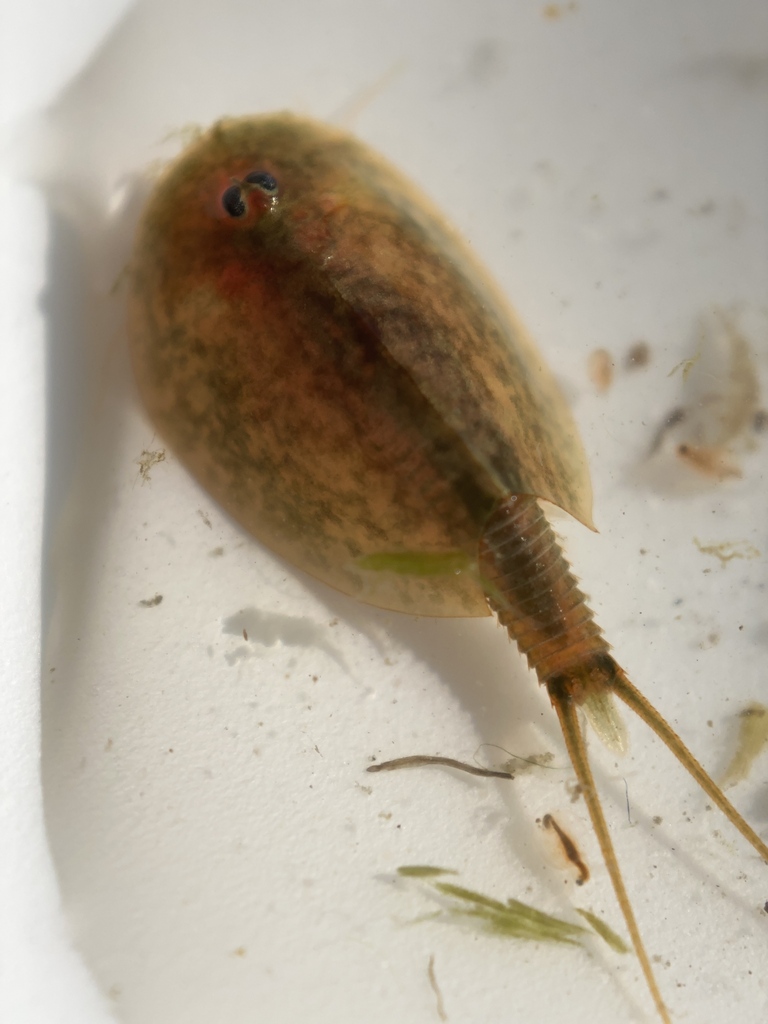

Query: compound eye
[
  {"left": 244, "top": 171, "right": 278, "bottom": 194},
  {"left": 221, "top": 184, "right": 247, "bottom": 217}
]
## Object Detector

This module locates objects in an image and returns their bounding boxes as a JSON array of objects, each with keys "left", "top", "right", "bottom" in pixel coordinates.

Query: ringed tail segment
[
  {"left": 479, "top": 495, "right": 768, "bottom": 1024},
  {"left": 478, "top": 493, "right": 768, "bottom": 867},
  {"left": 478, "top": 493, "right": 672, "bottom": 1023}
]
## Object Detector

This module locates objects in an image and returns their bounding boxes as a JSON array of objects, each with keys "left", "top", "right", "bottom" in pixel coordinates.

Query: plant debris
[
  {"left": 395, "top": 868, "right": 628, "bottom": 954},
  {"left": 542, "top": 814, "right": 590, "bottom": 885},
  {"left": 720, "top": 703, "right": 768, "bottom": 789},
  {"left": 136, "top": 448, "right": 166, "bottom": 482}
]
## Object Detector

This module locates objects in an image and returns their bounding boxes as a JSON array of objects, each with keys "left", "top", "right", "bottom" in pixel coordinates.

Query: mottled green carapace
[{"left": 129, "top": 114, "right": 591, "bottom": 615}]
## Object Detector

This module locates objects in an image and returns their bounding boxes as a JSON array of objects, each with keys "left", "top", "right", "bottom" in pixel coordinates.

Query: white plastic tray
[{"left": 2, "top": 2, "right": 766, "bottom": 1022}]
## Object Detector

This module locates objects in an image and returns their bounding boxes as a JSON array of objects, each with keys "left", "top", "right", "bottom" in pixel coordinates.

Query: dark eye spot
[
  {"left": 244, "top": 171, "right": 278, "bottom": 194},
  {"left": 222, "top": 184, "right": 247, "bottom": 217}
]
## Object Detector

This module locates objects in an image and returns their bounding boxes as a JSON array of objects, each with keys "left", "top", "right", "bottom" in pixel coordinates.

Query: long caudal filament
[{"left": 478, "top": 493, "right": 768, "bottom": 1024}]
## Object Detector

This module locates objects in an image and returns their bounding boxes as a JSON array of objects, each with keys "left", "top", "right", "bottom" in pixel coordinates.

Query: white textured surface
[
  {"left": 1, "top": 3, "right": 129, "bottom": 1018},
  {"left": 0, "top": 183, "right": 117, "bottom": 1024},
  {"left": 2, "top": 2, "right": 767, "bottom": 1023}
]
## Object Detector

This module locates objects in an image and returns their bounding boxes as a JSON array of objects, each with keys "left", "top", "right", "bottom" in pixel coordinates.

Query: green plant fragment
[
  {"left": 397, "top": 865, "right": 458, "bottom": 878},
  {"left": 575, "top": 908, "right": 630, "bottom": 953},
  {"left": 398, "top": 871, "right": 631, "bottom": 953},
  {"left": 720, "top": 702, "right": 768, "bottom": 789},
  {"left": 432, "top": 882, "right": 587, "bottom": 945}
]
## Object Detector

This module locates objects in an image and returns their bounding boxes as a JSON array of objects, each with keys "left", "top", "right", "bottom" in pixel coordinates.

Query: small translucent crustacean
[
  {"left": 649, "top": 310, "right": 762, "bottom": 485},
  {"left": 128, "top": 114, "right": 767, "bottom": 1024}
]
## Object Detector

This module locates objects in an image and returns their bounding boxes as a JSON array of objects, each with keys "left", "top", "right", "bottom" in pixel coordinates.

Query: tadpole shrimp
[{"left": 128, "top": 114, "right": 767, "bottom": 1022}]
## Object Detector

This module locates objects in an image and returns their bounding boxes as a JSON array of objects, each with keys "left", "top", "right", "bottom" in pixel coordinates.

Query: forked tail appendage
[
  {"left": 548, "top": 674, "right": 671, "bottom": 1024},
  {"left": 479, "top": 494, "right": 767, "bottom": 1023}
]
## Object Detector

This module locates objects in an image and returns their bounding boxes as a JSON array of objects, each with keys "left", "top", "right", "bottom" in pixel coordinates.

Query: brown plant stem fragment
[
  {"left": 427, "top": 955, "right": 448, "bottom": 1022},
  {"left": 542, "top": 813, "right": 590, "bottom": 885},
  {"left": 720, "top": 703, "right": 768, "bottom": 789},
  {"left": 587, "top": 348, "right": 614, "bottom": 393},
  {"left": 367, "top": 755, "right": 516, "bottom": 779}
]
